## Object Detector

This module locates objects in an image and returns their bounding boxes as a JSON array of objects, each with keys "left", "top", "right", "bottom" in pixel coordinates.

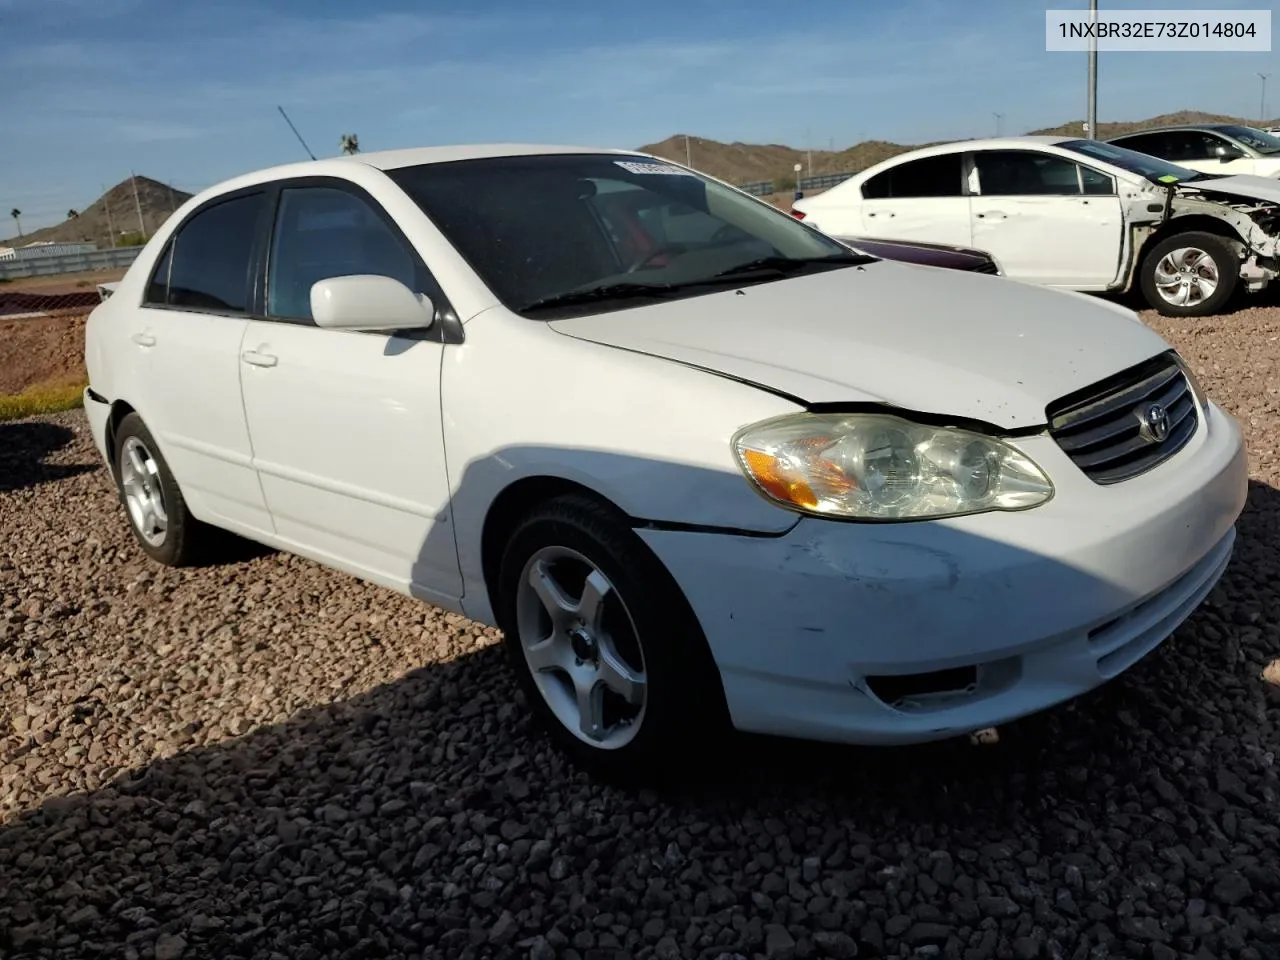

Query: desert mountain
[{"left": 3, "top": 177, "right": 192, "bottom": 250}]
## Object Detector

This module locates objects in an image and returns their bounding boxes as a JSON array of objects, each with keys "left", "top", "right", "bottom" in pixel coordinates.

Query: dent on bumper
[
  {"left": 638, "top": 403, "right": 1248, "bottom": 745},
  {"left": 83, "top": 387, "right": 111, "bottom": 465}
]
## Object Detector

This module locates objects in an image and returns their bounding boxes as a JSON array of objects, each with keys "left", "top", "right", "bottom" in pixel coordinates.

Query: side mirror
[
  {"left": 310, "top": 275, "right": 435, "bottom": 333},
  {"left": 1214, "top": 144, "right": 1244, "bottom": 162}
]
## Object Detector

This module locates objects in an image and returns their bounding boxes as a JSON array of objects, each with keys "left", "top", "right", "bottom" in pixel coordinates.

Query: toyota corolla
[{"left": 83, "top": 145, "right": 1248, "bottom": 780}]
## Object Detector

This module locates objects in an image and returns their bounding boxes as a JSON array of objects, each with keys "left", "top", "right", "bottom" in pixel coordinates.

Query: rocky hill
[
  {"left": 640, "top": 110, "right": 1279, "bottom": 187},
  {"left": 3, "top": 177, "right": 192, "bottom": 250}
]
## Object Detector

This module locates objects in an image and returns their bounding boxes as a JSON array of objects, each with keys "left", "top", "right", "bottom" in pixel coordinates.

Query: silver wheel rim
[
  {"left": 515, "top": 546, "right": 647, "bottom": 749},
  {"left": 1154, "top": 246, "right": 1219, "bottom": 307},
  {"left": 119, "top": 436, "right": 168, "bottom": 547}
]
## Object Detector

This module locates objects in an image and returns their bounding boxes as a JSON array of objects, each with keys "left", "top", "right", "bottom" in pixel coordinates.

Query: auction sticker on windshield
[{"left": 614, "top": 160, "right": 697, "bottom": 176}]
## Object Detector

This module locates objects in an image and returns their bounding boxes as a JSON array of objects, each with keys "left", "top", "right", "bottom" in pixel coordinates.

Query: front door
[
  {"left": 125, "top": 190, "right": 272, "bottom": 533},
  {"left": 237, "top": 181, "right": 463, "bottom": 601},
  {"left": 970, "top": 150, "right": 1123, "bottom": 287}
]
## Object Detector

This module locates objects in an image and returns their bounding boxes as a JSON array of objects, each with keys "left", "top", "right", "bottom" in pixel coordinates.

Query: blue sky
[{"left": 3, "top": 0, "right": 1277, "bottom": 232}]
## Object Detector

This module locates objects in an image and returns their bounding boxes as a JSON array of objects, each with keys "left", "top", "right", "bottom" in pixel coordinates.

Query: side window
[
  {"left": 1111, "top": 133, "right": 1159, "bottom": 155},
  {"left": 862, "top": 154, "right": 963, "bottom": 200},
  {"left": 974, "top": 151, "right": 1082, "bottom": 196},
  {"left": 156, "top": 193, "right": 265, "bottom": 312},
  {"left": 1191, "top": 132, "right": 1235, "bottom": 160},
  {"left": 267, "top": 186, "right": 418, "bottom": 322},
  {"left": 1080, "top": 165, "right": 1115, "bottom": 195}
]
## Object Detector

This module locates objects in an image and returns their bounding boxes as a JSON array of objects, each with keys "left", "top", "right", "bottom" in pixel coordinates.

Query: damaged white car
[{"left": 791, "top": 135, "right": 1280, "bottom": 317}]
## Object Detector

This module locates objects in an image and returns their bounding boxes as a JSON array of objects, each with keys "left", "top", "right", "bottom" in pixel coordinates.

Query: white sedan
[
  {"left": 84, "top": 144, "right": 1247, "bottom": 781},
  {"left": 792, "top": 135, "right": 1280, "bottom": 317},
  {"left": 1105, "top": 123, "right": 1280, "bottom": 179}
]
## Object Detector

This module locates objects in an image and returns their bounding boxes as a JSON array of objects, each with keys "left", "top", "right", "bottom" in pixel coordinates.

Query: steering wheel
[{"left": 625, "top": 242, "right": 688, "bottom": 273}]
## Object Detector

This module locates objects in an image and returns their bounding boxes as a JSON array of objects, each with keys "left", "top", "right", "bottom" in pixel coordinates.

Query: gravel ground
[{"left": 2, "top": 304, "right": 1280, "bottom": 960}]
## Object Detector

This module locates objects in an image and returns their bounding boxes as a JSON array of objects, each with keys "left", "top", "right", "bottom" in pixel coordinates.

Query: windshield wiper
[
  {"left": 518, "top": 281, "right": 681, "bottom": 313},
  {"left": 711, "top": 253, "right": 877, "bottom": 279},
  {"left": 518, "top": 253, "right": 875, "bottom": 314}
]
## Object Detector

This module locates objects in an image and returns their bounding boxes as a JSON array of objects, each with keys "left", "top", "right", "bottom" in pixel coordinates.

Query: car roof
[
  {"left": 175, "top": 143, "right": 663, "bottom": 213},
  {"left": 334, "top": 143, "right": 646, "bottom": 170},
  {"left": 1107, "top": 123, "right": 1242, "bottom": 137}
]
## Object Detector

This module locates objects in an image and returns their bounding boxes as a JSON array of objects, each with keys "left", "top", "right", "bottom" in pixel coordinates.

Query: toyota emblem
[{"left": 1138, "top": 402, "right": 1170, "bottom": 443}]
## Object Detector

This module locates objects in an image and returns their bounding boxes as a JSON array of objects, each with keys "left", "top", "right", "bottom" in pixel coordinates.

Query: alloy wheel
[
  {"left": 119, "top": 436, "right": 168, "bottom": 547},
  {"left": 514, "top": 545, "right": 647, "bottom": 748}
]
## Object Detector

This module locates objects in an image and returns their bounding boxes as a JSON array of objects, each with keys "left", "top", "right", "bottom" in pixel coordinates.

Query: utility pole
[
  {"left": 1260, "top": 73, "right": 1271, "bottom": 125},
  {"left": 130, "top": 172, "right": 146, "bottom": 239},
  {"left": 993, "top": 112, "right": 1005, "bottom": 137},
  {"left": 1086, "top": 0, "right": 1099, "bottom": 138},
  {"left": 684, "top": 134, "right": 692, "bottom": 169},
  {"left": 806, "top": 127, "right": 813, "bottom": 176},
  {"left": 102, "top": 185, "right": 117, "bottom": 248}
]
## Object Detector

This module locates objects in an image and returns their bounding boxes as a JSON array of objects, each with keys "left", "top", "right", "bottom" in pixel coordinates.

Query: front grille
[{"left": 1046, "top": 351, "right": 1198, "bottom": 485}]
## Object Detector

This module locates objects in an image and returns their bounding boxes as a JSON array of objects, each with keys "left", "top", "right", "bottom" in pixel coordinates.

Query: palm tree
[
  {"left": 339, "top": 133, "right": 360, "bottom": 155},
  {"left": 10, "top": 208, "right": 21, "bottom": 237},
  {"left": 67, "top": 208, "right": 80, "bottom": 220}
]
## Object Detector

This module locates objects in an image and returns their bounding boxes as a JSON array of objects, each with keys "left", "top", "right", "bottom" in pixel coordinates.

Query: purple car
[{"left": 830, "top": 235, "right": 1003, "bottom": 276}]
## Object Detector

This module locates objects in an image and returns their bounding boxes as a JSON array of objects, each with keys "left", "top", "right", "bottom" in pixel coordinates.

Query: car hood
[
  {"left": 548, "top": 260, "right": 1173, "bottom": 430},
  {"left": 1180, "top": 173, "right": 1280, "bottom": 203}
]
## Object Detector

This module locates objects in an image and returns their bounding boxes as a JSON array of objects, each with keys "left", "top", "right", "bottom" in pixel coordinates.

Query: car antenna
[{"left": 277, "top": 105, "right": 317, "bottom": 160}]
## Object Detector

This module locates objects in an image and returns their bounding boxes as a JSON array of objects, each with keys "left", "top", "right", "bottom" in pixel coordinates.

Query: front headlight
[{"left": 732, "top": 412, "right": 1054, "bottom": 521}]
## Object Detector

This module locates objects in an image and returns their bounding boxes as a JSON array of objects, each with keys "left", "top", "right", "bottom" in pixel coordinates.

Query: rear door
[
  {"left": 126, "top": 189, "right": 272, "bottom": 533},
  {"left": 856, "top": 153, "right": 973, "bottom": 247},
  {"left": 969, "top": 149, "right": 1122, "bottom": 288}
]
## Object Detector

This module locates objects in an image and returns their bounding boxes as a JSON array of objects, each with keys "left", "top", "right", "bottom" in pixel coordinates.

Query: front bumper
[{"left": 639, "top": 400, "right": 1248, "bottom": 745}]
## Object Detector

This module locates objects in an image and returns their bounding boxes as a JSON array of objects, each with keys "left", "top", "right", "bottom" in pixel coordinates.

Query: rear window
[{"left": 147, "top": 192, "right": 265, "bottom": 312}]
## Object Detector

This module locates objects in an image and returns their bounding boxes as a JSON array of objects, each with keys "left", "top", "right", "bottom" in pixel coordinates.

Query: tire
[
  {"left": 112, "top": 412, "right": 210, "bottom": 566},
  {"left": 495, "top": 494, "right": 730, "bottom": 784},
  {"left": 1139, "top": 231, "right": 1240, "bottom": 318}
]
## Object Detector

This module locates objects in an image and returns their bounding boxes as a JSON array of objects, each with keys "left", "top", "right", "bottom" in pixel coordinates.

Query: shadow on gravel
[
  {"left": 1, "top": 469, "right": 1277, "bottom": 957},
  {"left": 0, "top": 421, "right": 95, "bottom": 493}
]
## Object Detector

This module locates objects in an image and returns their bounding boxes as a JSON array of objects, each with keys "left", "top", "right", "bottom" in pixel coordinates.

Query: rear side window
[
  {"left": 862, "top": 154, "right": 964, "bottom": 199},
  {"left": 146, "top": 192, "right": 265, "bottom": 312}
]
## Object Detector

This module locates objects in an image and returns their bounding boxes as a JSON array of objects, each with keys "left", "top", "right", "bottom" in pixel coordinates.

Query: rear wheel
[
  {"left": 1139, "top": 231, "right": 1239, "bottom": 317},
  {"left": 112, "top": 413, "right": 211, "bottom": 566},
  {"left": 495, "top": 495, "right": 729, "bottom": 783}
]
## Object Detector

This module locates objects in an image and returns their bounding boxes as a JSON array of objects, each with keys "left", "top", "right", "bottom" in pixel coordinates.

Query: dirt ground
[
  {"left": 0, "top": 267, "right": 126, "bottom": 296},
  {"left": 0, "top": 314, "right": 89, "bottom": 395}
]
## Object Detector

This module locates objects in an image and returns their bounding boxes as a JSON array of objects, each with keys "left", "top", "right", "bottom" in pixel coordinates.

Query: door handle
[
  {"left": 975, "top": 211, "right": 1007, "bottom": 220},
  {"left": 241, "top": 349, "right": 278, "bottom": 368},
  {"left": 131, "top": 332, "right": 156, "bottom": 347},
  {"left": 867, "top": 211, "right": 895, "bottom": 218}
]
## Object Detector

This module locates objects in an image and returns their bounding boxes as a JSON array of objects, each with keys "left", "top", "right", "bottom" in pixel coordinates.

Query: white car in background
[
  {"left": 1105, "top": 123, "right": 1280, "bottom": 179},
  {"left": 791, "top": 135, "right": 1280, "bottom": 317},
  {"left": 84, "top": 144, "right": 1246, "bottom": 781}
]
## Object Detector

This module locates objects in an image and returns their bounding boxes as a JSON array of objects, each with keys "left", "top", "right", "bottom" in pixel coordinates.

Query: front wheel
[
  {"left": 495, "top": 495, "right": 729, "bottom": 783},
  {"left": 1139, "top": 231, "right": 1239, "bottom": 318}
]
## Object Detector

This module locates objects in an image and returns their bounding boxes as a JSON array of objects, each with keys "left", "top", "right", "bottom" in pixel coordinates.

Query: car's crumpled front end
[
  {"left": 547, "top": 260, "right": 1249, "bottom": 745},
  {"left": 636, "top": 353, "right": 1248, "bottom": 745}
]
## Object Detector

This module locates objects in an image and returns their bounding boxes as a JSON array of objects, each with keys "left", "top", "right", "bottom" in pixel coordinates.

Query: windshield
[
  {"left": 1215, "top": 124, "right": 1280, "bottom": 154},
  {"left": 387, "top": 153, "right": 865, "bottom": 318},
  {"left": 1057, "top": 138, "right": 1207, "bottom": 184}
]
